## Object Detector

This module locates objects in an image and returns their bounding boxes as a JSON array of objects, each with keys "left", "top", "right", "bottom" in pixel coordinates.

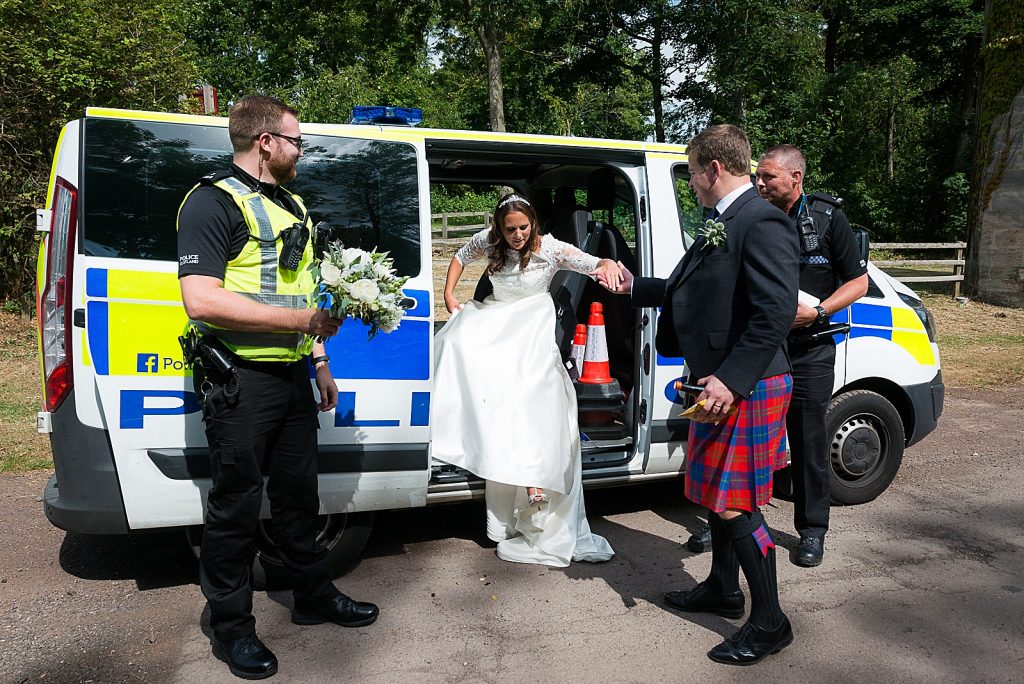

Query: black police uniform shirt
[
  {"left": 788, "top": 197, "right": 867, "bottom": 303},
  {"left": 177, "top": 164, "right": 303, "bottom": 280}
]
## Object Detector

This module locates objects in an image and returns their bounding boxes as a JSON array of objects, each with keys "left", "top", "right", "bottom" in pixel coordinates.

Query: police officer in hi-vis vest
[{"left": 177, "top": 95, "right": 378, "bottom": 680}]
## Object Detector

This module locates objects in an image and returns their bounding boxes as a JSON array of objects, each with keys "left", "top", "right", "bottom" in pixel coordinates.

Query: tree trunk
[
  {"left": 652, "top": 21, "right": 664, "bottom": 142},
  {"left": 887, "top": 105, "right": 896, "bottom": 179},
  {"left": 475, "top": 17, "right": 505, "bottom": 132},
  {"left": 823, "top": 5, "right": 840, "bottom": 75}
]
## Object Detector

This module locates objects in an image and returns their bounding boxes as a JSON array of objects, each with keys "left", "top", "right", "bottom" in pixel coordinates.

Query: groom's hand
[{"left": 696, "top": 374, "right": 738, "bottom": 422}]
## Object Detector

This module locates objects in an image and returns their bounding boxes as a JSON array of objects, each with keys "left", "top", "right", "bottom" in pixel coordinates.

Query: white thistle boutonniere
[{"left": 700, "top": 219, "right": 727, "bottom": 250}]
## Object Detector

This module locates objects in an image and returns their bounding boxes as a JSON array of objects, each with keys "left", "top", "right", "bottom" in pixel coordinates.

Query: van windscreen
[{"left": 82, "top": 118, "right": 421, "bottom": 276}]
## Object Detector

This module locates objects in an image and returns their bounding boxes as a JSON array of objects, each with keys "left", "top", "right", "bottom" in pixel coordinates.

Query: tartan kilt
[{"left": 685, "top": 373, "right": 792, "bottom": 513}]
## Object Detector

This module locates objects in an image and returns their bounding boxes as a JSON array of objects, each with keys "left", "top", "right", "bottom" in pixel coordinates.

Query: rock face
[{"left": 967, "top": 90, "right": 1024, "bottom": 307}]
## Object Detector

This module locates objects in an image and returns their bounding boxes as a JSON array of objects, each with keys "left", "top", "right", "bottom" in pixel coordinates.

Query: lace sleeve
[
  {"left": 454, "top": 229, "right": 492, "bottom": 266},
  {"left": 544, "top": 235, "right": 601, "bottom": 274}
]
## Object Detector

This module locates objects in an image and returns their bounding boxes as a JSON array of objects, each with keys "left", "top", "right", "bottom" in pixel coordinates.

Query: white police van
[{"left": 36, "top": 107, "right": 944, "bottom": 579}]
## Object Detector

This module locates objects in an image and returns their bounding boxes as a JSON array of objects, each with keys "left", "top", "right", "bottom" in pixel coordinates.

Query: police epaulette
[
  {"left": 198, "top": 169, "right": 235, "bottom": 186},
  {"left": 808, "top": 191, "right": 843, "bottom": 207}
]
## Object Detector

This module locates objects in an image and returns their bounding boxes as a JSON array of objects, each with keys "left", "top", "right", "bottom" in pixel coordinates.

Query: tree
[{"left": 0, "top": 0, "right": 198, "bottom": 309}]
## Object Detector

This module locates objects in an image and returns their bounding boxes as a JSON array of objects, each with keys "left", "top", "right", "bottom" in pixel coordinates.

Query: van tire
[
  {"left": 827, "top": 390, "right": 905, "bottom": 505},
  {"left": 185, "top": 512, "right": 375, "bottom": 590}
]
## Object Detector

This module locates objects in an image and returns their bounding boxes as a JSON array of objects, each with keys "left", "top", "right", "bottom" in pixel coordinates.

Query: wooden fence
[
  {"left": 431, "top": 211, "right": 491, "bottom": 239},
  {"left": 427, "top": 216, "right": 966, "bottom": 297},
  {"left": 872, "top": 242, "right": 967, "bottom": 298}
]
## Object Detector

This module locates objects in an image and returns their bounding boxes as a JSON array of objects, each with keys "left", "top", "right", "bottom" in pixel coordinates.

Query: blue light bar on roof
[{"left": 349, "top": 106, "right": 423, "bottom": 126}]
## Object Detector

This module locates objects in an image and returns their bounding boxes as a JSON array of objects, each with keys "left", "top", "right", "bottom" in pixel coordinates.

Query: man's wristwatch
[
  {"left": 813, "top": 305, "right": 829, "bottom": 326},
  {"left": 311, "top": 354, "right": 330, "bottom": 368}
]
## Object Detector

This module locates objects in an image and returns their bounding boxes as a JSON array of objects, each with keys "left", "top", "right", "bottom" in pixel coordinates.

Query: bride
[{"left": 432, "top": 193, "right": 618, "bottom": 567}]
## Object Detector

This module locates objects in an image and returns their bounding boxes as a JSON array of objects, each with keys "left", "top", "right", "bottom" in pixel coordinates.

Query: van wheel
[
  {"left": 184, "top": 512, "right": 375, "bottom": 590},
  {"left": 827, "top": 390, "right": 905, "bottom": 505}
]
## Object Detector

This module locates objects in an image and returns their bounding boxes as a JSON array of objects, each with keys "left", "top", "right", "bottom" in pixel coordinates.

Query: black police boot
[
  {"left": 794, "top": 536, "right": 824, "bottom": 567},
  {"left": 291, "top": 593, "right": 379, "bottom": 628},
  {"left": 687, "top": 522, "right": 712, "bottom": 553},
  {"left": 212, "top": 633, "right": 278, "bottom": 680}
]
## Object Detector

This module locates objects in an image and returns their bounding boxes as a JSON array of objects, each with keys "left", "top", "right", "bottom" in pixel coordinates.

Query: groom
[{"left": 609, "top": 124, "right": 798, "bottom": 664}]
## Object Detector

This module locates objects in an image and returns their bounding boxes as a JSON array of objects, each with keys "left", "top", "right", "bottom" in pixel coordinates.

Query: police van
[{"left": 36, "top": 107, "right": 944, "bottom": 579}]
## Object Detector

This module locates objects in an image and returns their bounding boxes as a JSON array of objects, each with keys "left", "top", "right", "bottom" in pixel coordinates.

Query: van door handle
[{"left": 73, "top": 308, "right": 85, "bottom": 328}]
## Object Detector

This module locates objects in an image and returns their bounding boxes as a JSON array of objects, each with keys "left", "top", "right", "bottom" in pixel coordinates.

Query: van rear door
[{"left": 77, "top": 110, "right": 431, "bottom": 530}]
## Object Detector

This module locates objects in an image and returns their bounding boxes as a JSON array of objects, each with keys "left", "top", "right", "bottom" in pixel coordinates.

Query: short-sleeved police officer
[
  {"left": 177, "top": 95, "right": 378, "bottom": 680},
  {"left": 755, "top": 144, "right": 868, "bottom": 567}
]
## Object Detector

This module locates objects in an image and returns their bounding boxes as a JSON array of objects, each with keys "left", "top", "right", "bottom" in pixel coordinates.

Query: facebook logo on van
[{"left": 137, "top": 353, "right": 159, "bottom": 373}]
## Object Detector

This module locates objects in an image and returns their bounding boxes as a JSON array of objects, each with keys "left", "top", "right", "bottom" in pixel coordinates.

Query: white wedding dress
[{"left": 433, "top": 229, "right": 615, "bottom": 567}]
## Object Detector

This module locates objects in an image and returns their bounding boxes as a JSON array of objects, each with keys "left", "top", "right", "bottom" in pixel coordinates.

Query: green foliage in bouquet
[{"left": 315, "top": 241, "right": 410, "bottom": 340}]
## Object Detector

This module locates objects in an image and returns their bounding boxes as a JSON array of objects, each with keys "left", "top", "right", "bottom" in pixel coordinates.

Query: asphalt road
[{"left": 2, "top": 385, "right": 1022, "bottom": 683}]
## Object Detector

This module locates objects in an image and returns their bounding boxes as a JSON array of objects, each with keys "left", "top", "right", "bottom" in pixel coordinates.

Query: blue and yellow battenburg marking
[
  {"left": 652, "top": 300, "right": 935, "bottom": 404},
  {"left": 835, "top": 302, "right": 936, "bottom": 366},
  {"left": 83, "top": 267, "right": 432, "bottom": 379}
]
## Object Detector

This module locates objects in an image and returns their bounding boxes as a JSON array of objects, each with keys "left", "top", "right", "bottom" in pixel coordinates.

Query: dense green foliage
[
  {"left": 0, "top": 0, "right": 199, "bottom": 310},
  {"left": 0, "top": 0, "right": 995, "bottom": 308}
]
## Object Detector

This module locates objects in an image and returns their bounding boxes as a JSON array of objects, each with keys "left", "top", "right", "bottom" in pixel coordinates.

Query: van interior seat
[
  {"left": 579, "top": 169, "right": 636, "bottom": 392},
  {"left": 547, "top": 186, "right": 603, "bottom": 358}
]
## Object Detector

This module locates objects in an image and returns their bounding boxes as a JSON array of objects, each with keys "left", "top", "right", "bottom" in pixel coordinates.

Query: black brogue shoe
[
  {"left": 708, "top": 616, "right": 794, "bottom": 666},
  {"left": 664, "top": 581, "right": 745, "bottom": 619},
  {"left": 212, "top": 633, "right": 278, "bottom": 680},
  {"left": 292, "top": 593, "right": 380, "bottom": 628}
]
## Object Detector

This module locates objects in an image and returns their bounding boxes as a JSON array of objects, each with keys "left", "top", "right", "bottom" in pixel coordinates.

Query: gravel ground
[{"left": 2, "top": 385, "right": 1022, "bottom": 683}]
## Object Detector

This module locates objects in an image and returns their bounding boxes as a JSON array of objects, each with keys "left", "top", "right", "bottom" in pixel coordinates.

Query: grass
[
  {"left": 918, "top": 292, "right": 1024, "bottom": 388},
  {"left": 0, "top": 311, "right": 52, "bottom": 472},
  {"left": 2, "top": 279, "right": 1022, "bottom": 474}
]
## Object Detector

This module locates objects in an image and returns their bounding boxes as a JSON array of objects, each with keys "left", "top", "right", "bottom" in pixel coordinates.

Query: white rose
[
  {"left": 320, "top": 261, "right": 342, "bottom": 286},
  {"left": 342, "top": 247, "right": 364, "bottom": 268},
  {"left": 349, "top": 279, "right": 380, "bottom": 302},
  {"left": 372, "top": 260, "right": 391, "bottom": 279}
]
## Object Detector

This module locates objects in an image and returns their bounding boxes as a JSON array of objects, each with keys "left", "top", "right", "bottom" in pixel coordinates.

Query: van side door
[{"left": 76, "top": 112, "right": 431, "bottom": 531}]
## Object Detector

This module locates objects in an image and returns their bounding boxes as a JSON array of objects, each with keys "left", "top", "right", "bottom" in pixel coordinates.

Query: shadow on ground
[{"left": 59, "top": 529, "right": 199, "bottom": 590}]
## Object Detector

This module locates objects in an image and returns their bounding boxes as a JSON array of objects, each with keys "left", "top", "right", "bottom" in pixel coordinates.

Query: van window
[
  {"left": 82, "top": 118, "right": 421, "bottom": 276},
  {"left": 672, "top": 164, "right": 702, "bottom": 248}
]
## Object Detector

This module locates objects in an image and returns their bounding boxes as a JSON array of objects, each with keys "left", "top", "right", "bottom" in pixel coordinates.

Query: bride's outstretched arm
[{"left": 443, "top": 257, "right": 465, "bottom": 313}]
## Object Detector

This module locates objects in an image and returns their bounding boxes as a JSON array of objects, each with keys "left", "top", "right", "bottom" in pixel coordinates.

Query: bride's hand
[
  {"left": 444, "top": 292, "right": 463, "bottom": 313},
  {"left": 591, "top": 259, "right": 622, "bottom": 292}
]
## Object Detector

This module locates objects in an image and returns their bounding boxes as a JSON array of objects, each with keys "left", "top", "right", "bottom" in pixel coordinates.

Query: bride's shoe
[{"left": 526, "top": 487, "right": 549, "bottom": 507}]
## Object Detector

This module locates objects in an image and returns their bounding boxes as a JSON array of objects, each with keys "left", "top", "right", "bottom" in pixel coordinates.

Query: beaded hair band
[{"left": 497, "top": 194, "right": 531, "bottom": 209}]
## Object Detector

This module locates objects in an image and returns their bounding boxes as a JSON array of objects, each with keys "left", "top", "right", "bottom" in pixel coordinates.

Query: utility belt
[
  {"left": 180, "top": 328, "right": 242, "bottom": 414},
  {"left": 788, "top": 322, "right": 851, "bottom": 349}
]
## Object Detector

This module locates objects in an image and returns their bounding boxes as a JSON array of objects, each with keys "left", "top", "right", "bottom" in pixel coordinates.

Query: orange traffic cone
[
  {"left": 579, "top": 302, "right": 613, "bottom": 384},
  {"left": 570, "top": 324, "right": 588, "bottom": 376}
]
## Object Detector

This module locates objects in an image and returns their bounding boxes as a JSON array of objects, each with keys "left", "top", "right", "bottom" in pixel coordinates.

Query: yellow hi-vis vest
[{"left": 178, "top": 175, "right": 317, "bottom": 362}]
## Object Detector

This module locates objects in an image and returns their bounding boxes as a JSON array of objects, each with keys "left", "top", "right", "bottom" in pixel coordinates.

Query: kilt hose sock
[
  {"left": 724, "top": 509, "right": 786, "bottom": 630},
  {"left": 707, "top": 513, "right": 741, "bottom": 594}
]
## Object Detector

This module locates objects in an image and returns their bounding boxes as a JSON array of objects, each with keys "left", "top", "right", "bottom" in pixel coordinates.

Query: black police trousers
[
  {"left": 194, "top": 359, "right": 336, "bottom": 642},
  {"left": 785, "top": 341, "right": 836, "bottom": 539}
]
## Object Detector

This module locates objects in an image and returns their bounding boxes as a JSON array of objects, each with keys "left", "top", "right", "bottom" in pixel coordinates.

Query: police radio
[
  {"left": 278, "top": 221, "right": 309, "bottom": 271},
  {"left": 799, "top": 212, "right": 820, "bottom": 253}
]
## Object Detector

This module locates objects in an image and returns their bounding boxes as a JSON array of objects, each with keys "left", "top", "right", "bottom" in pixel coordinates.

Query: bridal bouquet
[{"left": 316, "top": 242, "right": 410, "bottom": 340}]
